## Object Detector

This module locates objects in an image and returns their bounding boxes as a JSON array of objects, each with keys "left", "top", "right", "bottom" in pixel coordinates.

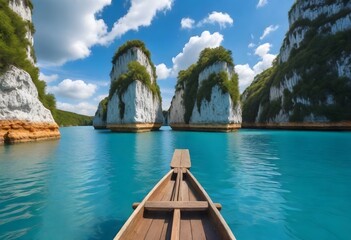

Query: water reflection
[
  {"left": 226, "top": 130, "right": 288, "bottom": 238},
  {"left": 0, "top": 140, "right": 59, "bottom": 239}
]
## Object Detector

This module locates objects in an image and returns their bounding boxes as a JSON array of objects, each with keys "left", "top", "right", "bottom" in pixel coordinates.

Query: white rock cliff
[
  {"left": 0, "top": 1, "right": 60, "bottom": 144},
  {"left": 243, "top": 0, "right": 351, "bottom": 129},
  {"left": 94, "top": 44, "right": 163, "bottom": 132},
  {"left": 169, "top": 61, "right": 242, "bottom": 131}
]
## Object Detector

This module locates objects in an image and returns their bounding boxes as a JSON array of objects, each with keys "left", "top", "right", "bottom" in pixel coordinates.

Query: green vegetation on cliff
[
  {"left": 175, "top": 46, "right": 238, "bottom": 123},
  {"left": 0, "top": 0, "right": 55, "bottom": 115},
  {"left": 112, "top": 40, "right": 157, "bottom": 80},
  {"left": 97, "top": 97, "right": 108, "bottom": 121},
  {"left": 53, "top": 110, "right": 93, "bottom": 127},
  {"left": 109, "top": 58, "right": 161, "bottom": 118},
  {"left": 197, "top": 71, "right": 239, "bottom": 111},
  {"left": 242, "top": 3, "right": 351, "bottom": 123},
  {"left": 1, "top": 1, "right": 91, "bottom": 127}
]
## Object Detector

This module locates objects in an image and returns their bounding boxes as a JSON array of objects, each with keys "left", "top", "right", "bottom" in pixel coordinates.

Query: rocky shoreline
[
  {"left": 170, "top": 123, "right": 241, "bottom": 132},
  {"left": 0, "top": 120, "right": 60, "bottom": 145},
  {"left": 107, "top": 123, "right": 162, "bottom": 132},
  {"left": 242, "top": 122, "right": 351, "bottom": 130}
]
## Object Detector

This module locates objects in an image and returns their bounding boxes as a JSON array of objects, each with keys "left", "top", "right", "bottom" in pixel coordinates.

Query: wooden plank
[
  {"left": 186, "top": 170, "right": 236, "bottom": 240},
  {"left": 170, "top": 150, "right": 181, "bottom": 168},
  {"left": 114, "top": 170, "right": 173, "bottom": 239},
  {"left": 144, "top": 212, "right": 168, "bottom": 240},
  {"left": 159, "top": 180, "right": 176, "bottom": 240},
  {"left": 180, "top": 149, "right": 191, "bottom": 169},
  {"left": 145, "top": 173, "right": 177, "bottom": 240},
  {"left": 172, "top": 169, "right": 182, "bottom": 201},
  {"left": 180, "top": 179, "right": 192, "bottom": 240},
  {"left": 188, "top": 185, "right": 207, "bottom": 240},
  {"left": 133, "top": 201, "right": 221, "bottom": 211},
  {"left": 171, "top": 209, "right": 181, "bottom": 240},
  {"left": 171, "top": 149, "right": 191, "bottom": 169},
  {"left": 144, "top": 201, "right": 209, "bottom": 211}
]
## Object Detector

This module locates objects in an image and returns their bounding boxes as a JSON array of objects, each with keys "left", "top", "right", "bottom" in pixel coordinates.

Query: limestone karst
[
  {"left": 168, "top": 47, "right": 242, "bottom": 131},
  {"left": 93, "top": 40, "right": 163, "bottom": 132},
  {"left": 0, "top": 0, "right": 60, "bottom": 144},
  {"left": 241, "top": 0, "right": 351, "bottom": 129}
]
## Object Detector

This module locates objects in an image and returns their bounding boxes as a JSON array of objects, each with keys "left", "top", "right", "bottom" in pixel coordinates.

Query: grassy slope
[{"left": 53, "top": 110, "right": 93, "bottom": 127}]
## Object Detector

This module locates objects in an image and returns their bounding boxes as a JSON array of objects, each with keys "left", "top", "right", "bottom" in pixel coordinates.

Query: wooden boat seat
[
  {"left": 133, "top": 201, "right": 222, "bottom": 210},
  {"left": 144, "top": 201, "right": 209, "bottom": 211}
]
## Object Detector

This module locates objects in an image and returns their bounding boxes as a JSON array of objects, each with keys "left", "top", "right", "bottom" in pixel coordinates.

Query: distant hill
[{"left": 54, "top": 110, "right": 93, "bottom": 127}]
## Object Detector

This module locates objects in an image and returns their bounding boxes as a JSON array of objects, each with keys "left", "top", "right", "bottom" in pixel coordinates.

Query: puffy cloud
[
  {"left": 57, "top": 102, "right": 97, "bottom": 116},
  {"left": 257, "top": 0, "right": 268, "bottom": 8},
  {"left": 200, "top": 11, "right": 233, "bottom": 29},
  {"left": 260, "top": 25, "right": 279, "bottom": 40},
  {"left": 255, "top": 43, "right": 271, "bottom": 57},
  {"left": 155, "top": 31, "right": 223, "bottom": 79},
  {"left": 181, "top": 17, "right": 195, "bottom": 29},
  {"left": 93, "top": 94, "right": 108, "bottom": 102},
  {"left": 33, "top": 0, "right": 173, "bottom": 66},
  {"left": 235, "top": 64, "right": 255, "bottom": 92},
  {"left": 171, "top": 31, "right": 223, "bottom": 75},
  {"left": 48, "top": 79, "right": 97, "bottom": 99},
  {"left": 33, "top": 0, "right": 110, "bottom": 66},
  {"left": 39, "top": 72, "right": 58, "bottom": 83},
  {"left": 100, "top": 0, "right": 173, "bottom": 44},
  {"left": 156, "top": 64, "right": 172, "bottom": 80},
  {"left": 248, "top": 43, "right": 256, "bottom": 48},
  {"left": 236, "top": 43, "right": 276, "bottom": 92},
  {"left": 253, "top": 53, "right": 276, "bottom": 73}
]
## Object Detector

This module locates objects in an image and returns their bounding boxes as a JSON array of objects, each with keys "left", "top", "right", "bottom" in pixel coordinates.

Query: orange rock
[{"left": 0, "top": 120, "right": 60, "bottom": 145}]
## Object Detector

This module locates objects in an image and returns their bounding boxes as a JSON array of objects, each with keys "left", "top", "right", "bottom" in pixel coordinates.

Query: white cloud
[
  {"left": 171, "top": 31, "right": 223, "bottom": 75},
  {"left": 39, "top": 72, "right": 58, "bottom": 83},
  {"left": 155, "top": 31, "right": 223, "bottom": 79},
  {"left": 200, "top": 11, "right": 233, "bottom": 29},
  {"left": 100, "top": 0, "right": 173, "bottom": 44},
  {"left": 57, "top": 102, "right": 97, "bottom": 116},
  {"left": 181, "top": 17, "right": 195, "bottom": 29},
  {"left": 254, "top": 43, "right": 271, "bottom": 57},
  {"left": 260, "top": 25, "right": 279, "bottom": 40},
  {"left": 48, "top": 79, "right": 97, "bottom": 99},
  {"left": 236, "top": 43, "right": 276, "bottom": 92},
  {"left": 235, "top": 64, "right": 255, "bottom": 92},
  {"left": 156, "top": 64, "right": 172, "bottom": 80},
  {"left": 33, "top": 0, "right": 173, "bottom": 66},
  {"left": 33, "top": 0, "right": 110, "bottom": 66},
  {"left": 257, "top": 0, "right": 268, "bottom": 8},
  {"left": 248, "top": 43, "right": 256, "bottom": 48},
  {"left": 93, "top": 94, "right": 108, "bottom": 102},
  {"left": 253, "top": 52, "right": 276, "bottom": 73}
]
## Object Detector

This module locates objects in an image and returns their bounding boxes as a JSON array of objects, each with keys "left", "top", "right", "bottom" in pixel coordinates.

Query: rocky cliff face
[
  {"left": 0, "top": 0, "right": 60, "bottom": 144},
  {"left": 8, "top": 0, "right": 34, "bottom": 63},
  {"left": 93, "top": 97, "right": 108, "bottom": 129},
  {"left": 107, "top": 81, "right": 163, "bottom": 127},
  {"left": 169, "top": 46, "right": 242, "bottom": 132},
  {"left": 0, "top": 66, "right": 60, "bottom": 144},
  {"left": 93, "top": 40, "right": 163, "bottom": 132},
  {"left": 242, "top": 0, "right": 351, "bottom": 129}
]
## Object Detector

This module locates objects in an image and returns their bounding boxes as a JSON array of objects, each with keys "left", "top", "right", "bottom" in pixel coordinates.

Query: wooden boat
[{"left": 114, "top": 149, "right": 236, "bottom": 240}]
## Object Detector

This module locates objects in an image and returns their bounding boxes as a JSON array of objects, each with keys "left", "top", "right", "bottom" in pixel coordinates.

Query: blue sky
[{"left": 32, "top": 0, "right": 294, "bottom": 115}]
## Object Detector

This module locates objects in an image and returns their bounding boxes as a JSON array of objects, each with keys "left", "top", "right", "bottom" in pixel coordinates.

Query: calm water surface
[{"left": 0, "top": 126, "right": 350, "bottom": 239}]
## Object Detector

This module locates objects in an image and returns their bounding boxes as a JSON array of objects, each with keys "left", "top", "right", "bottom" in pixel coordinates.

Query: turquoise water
[{"left": 0, "top": 127, "right": 350, "bottom": 239}]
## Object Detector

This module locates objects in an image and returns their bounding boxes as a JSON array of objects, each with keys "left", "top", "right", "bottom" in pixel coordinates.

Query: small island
[
  {"left": 168, "top": 47, "right": 242, "bottom": 132},
  {"left": 93, "top": 40, "right": 163, "bottom": 132}
]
